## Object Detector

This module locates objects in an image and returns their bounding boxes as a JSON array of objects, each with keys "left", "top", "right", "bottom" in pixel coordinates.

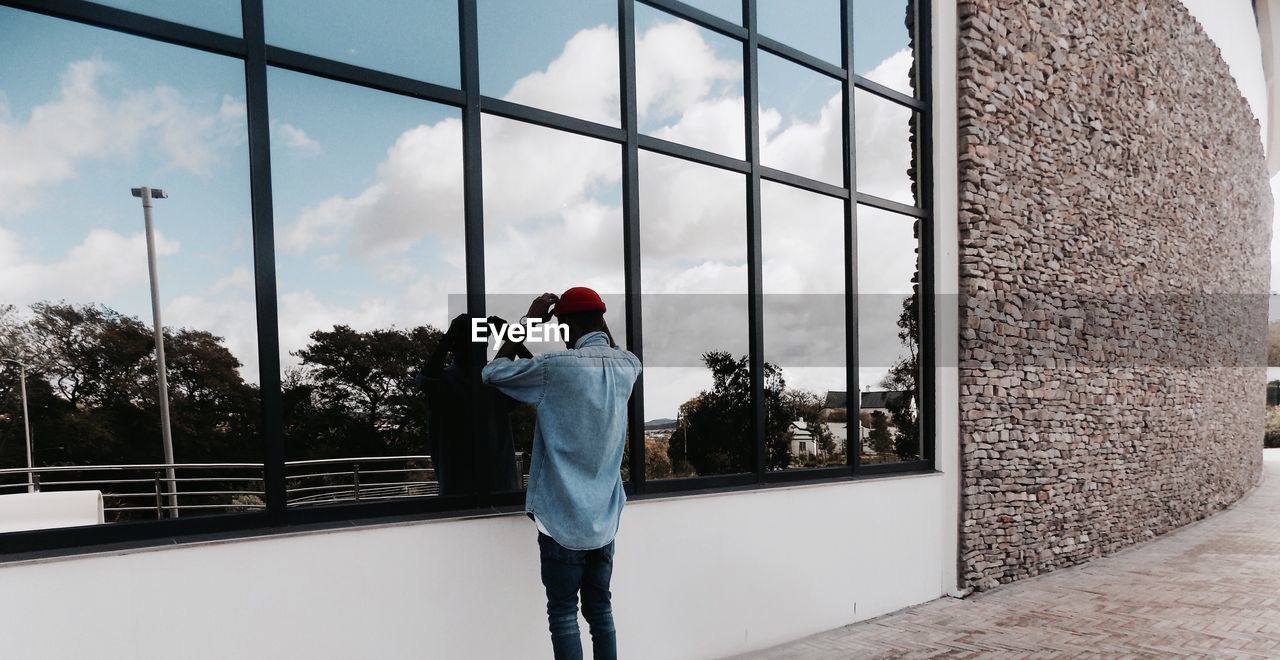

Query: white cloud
[
  {"left": 504, "top": 24, "right": 620, "bottom": 126},
  {"left": 853, "top": 49, "right": 916, "bottom": 204},
  {"left": 275, "top": 290, "right": 426, "bottom": 369},
  {"left": 0, "top": 58, "right": 244, "bottom": 216},
  {"left": 280, "top": 118, "right": 464, "bottom": 258},
  {"left": 218, "top": 94, "right": 246, "bottom": 123},
  {"left": 761, "top": 93, "right": 843, "bottom": 184},
  {"left": 312, "top": 253, "right": 341, "bottom": 271},
  {"left": 282, "top": 181, "right": 385, "bottom": 254},
  {"left": 274, "top": 19, "right": 919, "bottom": 299},
  {"left": 481, "top": 115, "right": 619, "bottom": 226},
  {"left": 635, "top": 21, "right": 739, "bottom": 121},
  {"left": 862, "top": 48, "right": 915, "bottom": 94},
  {"left": 209, "top": 265, "right": 253, "bottom": 293},
  {"left": 166, "top": 292, "right": 260, "bottom": 382},
  {"left": 0, "top": 226, "right": 180, "bottom": 303},
  {"left": 272, "top": 120, "right": 321, "bottom": 155}
]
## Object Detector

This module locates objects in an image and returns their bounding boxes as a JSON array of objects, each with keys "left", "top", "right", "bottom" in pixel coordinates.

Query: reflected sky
[
  {"left": 0, "top": 7, "right": 257, "bottom": 371},
  {"left": 0, "top": 4, "right": 922, "bottom": 422},
  {"left": 759, "top": 51, "right": 843, "bottom": 185},
  {"left": 758, "top": 0, "right": 841, "bottom": 64},
  {"left": 635, "top": 3, "right": 745, "bottom": 158},
  {"left": 265, "top": 0, "right": 459, "bottom": 87},
  {"left": 681, "top": 0, "right": 741, "bottom": 24},
  {"left": 856, "top": 89, "right": 917, "bottom": 205},
  {"left": 480, "top": 0, "right": 617, "bottom": 124},
  {"left": 269, "top": 68, "right": 465, "bottom": 370},
  {"left": 640, "top": 151, "right": 747, "bottom": 421},
  {"left": 858, "top": 205, "right": 919, "bottom": 393},
  {"left": 482, "top": 115, "right": 627, "bottom": 350},
  {"left": 92, "top": 0, "right": 242, "bottom": 36},
  {"left": 853, "top": 0, "right": 917, "bottom": 94},
  {"left": 762, "top": 181, "right": 846, "bottom": 403}
]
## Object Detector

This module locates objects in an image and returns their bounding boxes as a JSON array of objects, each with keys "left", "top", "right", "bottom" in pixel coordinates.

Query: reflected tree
[
  {"left": 668, "top": 351, "right": 791, "bottom": 476},
  {"left": 289, "top": 324, "right": 440, "bottom": 459},
  {"left": 0, "top": 302, "right": 260, "bottom": 468},
  {"left": 868, "top": 410, "right": 892, "bottom": 455},
  {"left": 882, "top": 286, "right": 920, "bottom": 460}
]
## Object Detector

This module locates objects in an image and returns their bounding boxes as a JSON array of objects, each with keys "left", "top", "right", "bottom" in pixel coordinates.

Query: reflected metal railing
[{"left": 0, "top": 453, "right": 528, "bottom": 522}]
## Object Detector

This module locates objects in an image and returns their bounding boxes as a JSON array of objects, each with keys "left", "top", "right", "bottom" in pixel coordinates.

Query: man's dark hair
[{"left": 560, "top": 310, "right": 606, "bottom": 332}]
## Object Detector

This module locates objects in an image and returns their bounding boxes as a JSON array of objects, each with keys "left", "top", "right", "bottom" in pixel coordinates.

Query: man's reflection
[{"left": 416, "top": 314, "right": 524, "bottom": 496}]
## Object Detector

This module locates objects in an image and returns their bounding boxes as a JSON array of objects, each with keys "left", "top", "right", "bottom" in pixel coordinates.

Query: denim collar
[{"left": 574, "top": 331, "right": 610, "bottom": 349}]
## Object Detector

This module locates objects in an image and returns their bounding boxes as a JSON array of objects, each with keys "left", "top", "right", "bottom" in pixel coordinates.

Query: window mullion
[
  {"left": 619, "top": 0, "right": 647, "bottom": 494},
  {"left": 841, "top": 0, "right": 862, "bottom": 472},
  {"left": 743, "top": 0, "right": 766, "bottom": 481},
  {"left": 240, "top": 0, "right": 287, "bottom": 521}
]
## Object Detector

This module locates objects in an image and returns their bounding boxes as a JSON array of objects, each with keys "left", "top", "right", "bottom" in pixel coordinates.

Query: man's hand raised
[{"left": 526, "top": 292, "right": 559, "bottom": 322}]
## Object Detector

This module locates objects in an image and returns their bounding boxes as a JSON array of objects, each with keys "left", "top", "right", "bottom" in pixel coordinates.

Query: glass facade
[{"left": 0, "top": 0, "right": 930, "bottom": 550}]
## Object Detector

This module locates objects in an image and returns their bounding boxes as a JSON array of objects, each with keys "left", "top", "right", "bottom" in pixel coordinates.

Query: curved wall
[{"left": 957, "top": 0, "right": 1270, "bottom": 590}]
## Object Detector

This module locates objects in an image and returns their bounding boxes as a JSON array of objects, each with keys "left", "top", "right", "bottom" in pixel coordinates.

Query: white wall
[
  {"left": 932, "top": 0, "right": 962, "bottom": 600},
  {"left": 0, "top": 473, "right": 949, "bottom": 660},
  {"left": 0, "top": 491, "right": 103, "bottom": 533}
]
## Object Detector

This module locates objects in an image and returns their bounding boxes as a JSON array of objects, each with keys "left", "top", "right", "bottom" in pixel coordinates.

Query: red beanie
[{"left": 554, "top": 286, "right": 606, "bottom": 316}]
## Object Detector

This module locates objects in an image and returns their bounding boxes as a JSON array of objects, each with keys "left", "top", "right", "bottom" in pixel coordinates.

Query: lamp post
[
  {"left": 2, "top": 358, "right": 33, "bottom": 493},
  {"left": 131, "top": 186, "right": 178, "bottom": 518}
]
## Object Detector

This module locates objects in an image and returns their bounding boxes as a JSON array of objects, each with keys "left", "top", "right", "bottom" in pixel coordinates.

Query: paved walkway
[{"left": 738, "top": 449, "right": 1280, "bottom": 659}]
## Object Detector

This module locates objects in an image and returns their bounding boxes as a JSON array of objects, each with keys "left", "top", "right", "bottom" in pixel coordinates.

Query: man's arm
[{"left": 485, "top": 316, "right": 531, "bottom": 361}]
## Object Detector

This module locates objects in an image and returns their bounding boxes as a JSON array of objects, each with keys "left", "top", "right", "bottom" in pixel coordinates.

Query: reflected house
[
  {"left": 860, "top": 390, "right": 915, "bottom": 424},
  {"left": 822, "top": 390, "right": 915, "bottom": 448},
  {"left": 1, "top": 0, "right": 1276, "bottom": 658},
  {"left": 786, "top": 420, "right": 850, "bottom": 464},
  {"left": 787, "top": 420, "right": 814, "bottom": 459}
]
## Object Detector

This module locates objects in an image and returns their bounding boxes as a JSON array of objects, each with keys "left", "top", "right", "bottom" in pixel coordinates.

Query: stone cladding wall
[{"left": 956, "top": 0, "right": 1271, "bottom": 590}]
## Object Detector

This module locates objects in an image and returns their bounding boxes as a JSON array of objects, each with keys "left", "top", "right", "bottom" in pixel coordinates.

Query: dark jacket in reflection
[{"left": 415, "top": 316, "right": 523, "bottom": 496}]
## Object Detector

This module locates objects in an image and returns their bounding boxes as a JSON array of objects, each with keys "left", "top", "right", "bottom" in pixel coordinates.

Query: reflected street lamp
[
  {"left": 2, "top": 358, "right": 34, "bottom": 493},
  {"left": 131, "top": 186, "right": 178, "bottom": 518}
]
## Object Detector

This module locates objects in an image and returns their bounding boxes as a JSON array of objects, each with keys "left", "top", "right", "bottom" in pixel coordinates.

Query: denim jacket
[{"left": 481, "top": 331, "right": 641, "bottom": 550}]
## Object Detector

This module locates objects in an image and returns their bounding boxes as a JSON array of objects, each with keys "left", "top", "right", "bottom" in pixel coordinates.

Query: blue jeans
[{"left": 538, "top": 532, "right": 617, "bottom": 660}]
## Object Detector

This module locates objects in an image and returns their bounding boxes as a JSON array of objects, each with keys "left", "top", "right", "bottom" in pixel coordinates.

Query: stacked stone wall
[{"left": 957, "top": 0, "right": 1270, "bottom": 590}]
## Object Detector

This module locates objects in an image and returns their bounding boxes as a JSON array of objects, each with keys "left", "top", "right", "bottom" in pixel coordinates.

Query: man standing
[{"left": 482, "top": 287, "right": 641, "bottom": 660}]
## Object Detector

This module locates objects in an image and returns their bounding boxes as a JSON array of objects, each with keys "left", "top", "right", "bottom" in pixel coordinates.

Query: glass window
[
  {"left": 264, "top": 0, "right": 460, "bottom": 88},
  {"left": 92, "top": 0, "right": 242, "bottom": 36},
  {"left": 481, "top": 115, "right": 626, "bottom": 348},
  {"left": 853, "top": 0, "right": 918, "bottom": 97},
  {"left": 856, "top": 205, "right": 920, "bottom": 464},
  {"left": 855, "top": 89, "right": 919, "bottom": 206},
  {"left": 757, "top": 0, "right": 841, "bottom": 64},
  {"left": 267, "top": 68, "right": 467, "bottom": 503},
  {"left": 762, "top": 182, "right": 847, "bottom": 470},
  {"left": 479, "top": 0, "right": 619, "bottom": 126},
  {"left": 681, "top": 0, "right": 741, "bottom": 24},
  {"left": 639, "top": 151, "right": 749, "bottom": 479},
  {"left": 0, "top": 9, "right": 260, "bottom": 524},
  {"left": 482, "top": 115, "right": 626, "bottom": 489},
  {"left": 635, "top": 4, "right": 745, "bottom": 159},
  {"left": 759, "top": 51, "right": 844, "bottom": 186}
]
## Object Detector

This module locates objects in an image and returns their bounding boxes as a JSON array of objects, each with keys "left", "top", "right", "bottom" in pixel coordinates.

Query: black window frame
[{"left": 0, "top": 0, "right": 934, "bottom": 557}]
